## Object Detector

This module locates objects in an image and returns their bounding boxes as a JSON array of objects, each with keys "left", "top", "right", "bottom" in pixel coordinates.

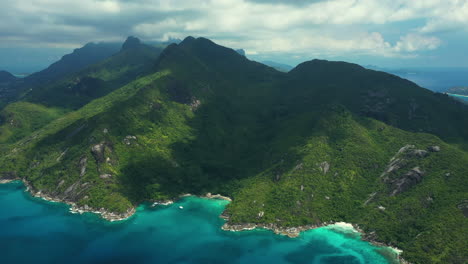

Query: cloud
[
  {"left": 0, "top": 0, "right": 465, "bottom": 61},
  {"left": 394, "top": 34, "right": 441, "bottom": 53}
]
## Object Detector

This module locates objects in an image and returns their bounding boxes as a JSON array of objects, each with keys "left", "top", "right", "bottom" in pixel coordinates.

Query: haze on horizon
[{"left": 1, "top": 0, "right": 468, "bottom": 73}]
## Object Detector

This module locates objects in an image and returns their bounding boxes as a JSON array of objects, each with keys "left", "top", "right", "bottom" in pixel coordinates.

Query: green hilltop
[{"left": 0, "top": 36, "right": 467, "bottom": 264}]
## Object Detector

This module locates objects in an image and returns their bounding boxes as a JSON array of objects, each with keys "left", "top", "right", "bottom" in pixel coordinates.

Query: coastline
[
  {"left": 446, "top": 92, "right": 468, "bottom": 98},
  {"left": 0, "top": 179, "right": 231, "bottom": 222},
  {"left": 222, "top": 220, "right": 408, "bottom": 264},
  {"left": 1, "top": 178, "right": 407, "bottom": 263}
]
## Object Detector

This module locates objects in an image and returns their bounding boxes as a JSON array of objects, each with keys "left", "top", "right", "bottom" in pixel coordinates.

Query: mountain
[
  {"left": 23, "top": 36, "right": 164, "bottom": 109},
  {"left": 0, "top": 37, "right": 467, "bottom": 264},
  {"left": 0, "top": 71, "right": 17, "bottom": 83},
  {"left": 0, "top": 37, "right": 165, "bottom": 145},
  {"left": 0, "top": 71, "right": 18, "bottom": 108},
  {"left": 25, "top": 42, "right": 121, "bottom": 85},
  {"left": 262, "top": 60, "right": 294, "bottom": 72},
  {"left": 0, "top": 41, "right": 122, "bottom": 108},
  {"left": 446, "top": 86, "right": 468, "bottom": 96}
]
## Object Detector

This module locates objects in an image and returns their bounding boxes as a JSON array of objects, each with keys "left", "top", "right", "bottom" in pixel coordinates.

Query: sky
[{"left": 1, "top": 0, "right": 468, "bottom": 73}]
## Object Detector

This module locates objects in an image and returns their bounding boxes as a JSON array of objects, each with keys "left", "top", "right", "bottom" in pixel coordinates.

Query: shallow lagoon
[{"left": 0, "top": 182, "right": 398, "bottom": 264}]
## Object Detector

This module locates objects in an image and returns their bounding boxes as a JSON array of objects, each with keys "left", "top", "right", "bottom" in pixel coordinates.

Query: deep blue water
[
  {"left": 0, "top": 182, "right": 399, "bottom": 264},
  {"left": 389, "top": 68, "right": 468, "bottom": 92}
]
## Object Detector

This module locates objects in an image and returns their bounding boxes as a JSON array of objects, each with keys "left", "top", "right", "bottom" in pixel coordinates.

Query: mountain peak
[
  {"left": 290, "top": 59, "right": 365, "bottom": 76},
  {"left": 122, "top": 36, "right": 141, "bottom": 50},
  {"left": 180, "top": 36, "right": 196, "bottom": 45}
]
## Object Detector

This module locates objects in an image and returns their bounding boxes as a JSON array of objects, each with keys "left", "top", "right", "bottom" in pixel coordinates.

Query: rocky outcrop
[
  {"left": 428, "top": 146, "right": 441, "bottom": 152},
  {"left": 19, "top": 179, "right": 133, "bottom": 221},
  {"left": 91, "top": 143, "right": 106, "bottom": 163},
  {"left": 222, "top": 222, "right": 327, "bottom": 237},
  {"left": 99, "top": 174, "right": 112, "bottom": 179},
  {"left": 381, "top": 145, "right": 432, "bottom": 196},
  {"left": 389, "top": 167, "right": 425, "bottom": 196},
  {"left": 189, "top": 97, "right": 201, "bottom": 111},
  {"left": 79, "top": 156, "right": 87, "bottom": 177},
  {"left": 123, "top": 135, "right": 137, "bottom": 145},
  {"left": 319, "top": 161, "right": 330, "bottom": 174},
  {"left": 204, "top": 193, "right": 232, "bottom": 201},
  {"left": 91, "top": 142, "right": 114, "bottom": 163}
]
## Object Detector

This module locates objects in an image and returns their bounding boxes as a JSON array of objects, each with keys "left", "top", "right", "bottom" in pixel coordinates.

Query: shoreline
[
  {"left": 1, "top": 178, "right": 407, "bottom": 263},
  {"left": 222, "top": 220, "right": 408, "bottom": 263},
  {"left": 0, "top": 179, "right": 231, "bottom": 222},
  {"left": 446, "top": 92, "right": 468, "bottom": 98}
]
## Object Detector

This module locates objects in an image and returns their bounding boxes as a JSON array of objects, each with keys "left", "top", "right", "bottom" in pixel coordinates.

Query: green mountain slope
[
  {"left": 0, "top": 37, "right": 165, "bottom": 145},
  {"left": 0, "top": 37, "right": 467, "bottom": 263}
]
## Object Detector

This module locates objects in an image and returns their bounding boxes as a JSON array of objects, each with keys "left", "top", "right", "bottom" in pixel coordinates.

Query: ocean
[
  {"left": 389, "top": 67, "right": 468, "bottom": 92},
  {"left": 0, "top": 181, "right": 399, "bottom": 264}
]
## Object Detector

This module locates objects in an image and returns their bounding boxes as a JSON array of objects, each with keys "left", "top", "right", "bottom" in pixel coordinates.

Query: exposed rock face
[
  {"left": 320, "top": 161, "right": 330, "bottom": 174},
  {"left": 64, "top": 182, "right": 80, "bottom": 196},
  {"left": 190, "top": 98, "right": 201, "bottom": 111},
  {"left": 91, "top": 143, "right": 108, "bottom": 163},
  {"left": 381, "top": 145, "right": 431, "bottom": 196},
  {"left": 58, "top": 179, "right": 65, "bottom": 188},
  {"left": 56, "top": 148, "right": 68, "bottom": 162},
  {"left": 123, "top": 135, "right": 137, "bottom": 145},
  {"left": 428, "top": 146, "right": 441, "bottom": 152},
  {"left": 79, "top": 156, "right": 87, "bottom": 177},
  {"left": 99, "top": 174, "right": 112, "bottom": 179},
  {"left": 222, "top": 221, "right": 339, "bottom": 238},
  {"left": 389, "top": 167, "right": 425, "bottom": 196}
]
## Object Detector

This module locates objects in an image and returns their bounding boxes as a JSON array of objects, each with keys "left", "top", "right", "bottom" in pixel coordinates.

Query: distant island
[{"left": 446, "top": 86, "right": 468, "bottom": 96}]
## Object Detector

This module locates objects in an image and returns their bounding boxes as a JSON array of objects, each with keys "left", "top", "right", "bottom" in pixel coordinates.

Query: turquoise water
[
  {"left": 0, "top": 182, "right": 397, "bottom": 264},
  {"left": 447, "top": 93, "right": 468, "bottom": 103}
]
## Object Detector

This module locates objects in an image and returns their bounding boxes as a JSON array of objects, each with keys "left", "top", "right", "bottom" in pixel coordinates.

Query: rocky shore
[
  {"left": 1, "top": 179, "right": 136, "bottom": 221},
  {"left": 1, "top": 178, "right": 232, "bottom": 221},
  {"left": 0, "top": 178, "right": 18, "bottom": 184},
  {"left": 222, "top": 219, "right": 409, "bottom": 264},
  {"left": 222, "top": 221, "right": 332, "bottom": 237}
]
